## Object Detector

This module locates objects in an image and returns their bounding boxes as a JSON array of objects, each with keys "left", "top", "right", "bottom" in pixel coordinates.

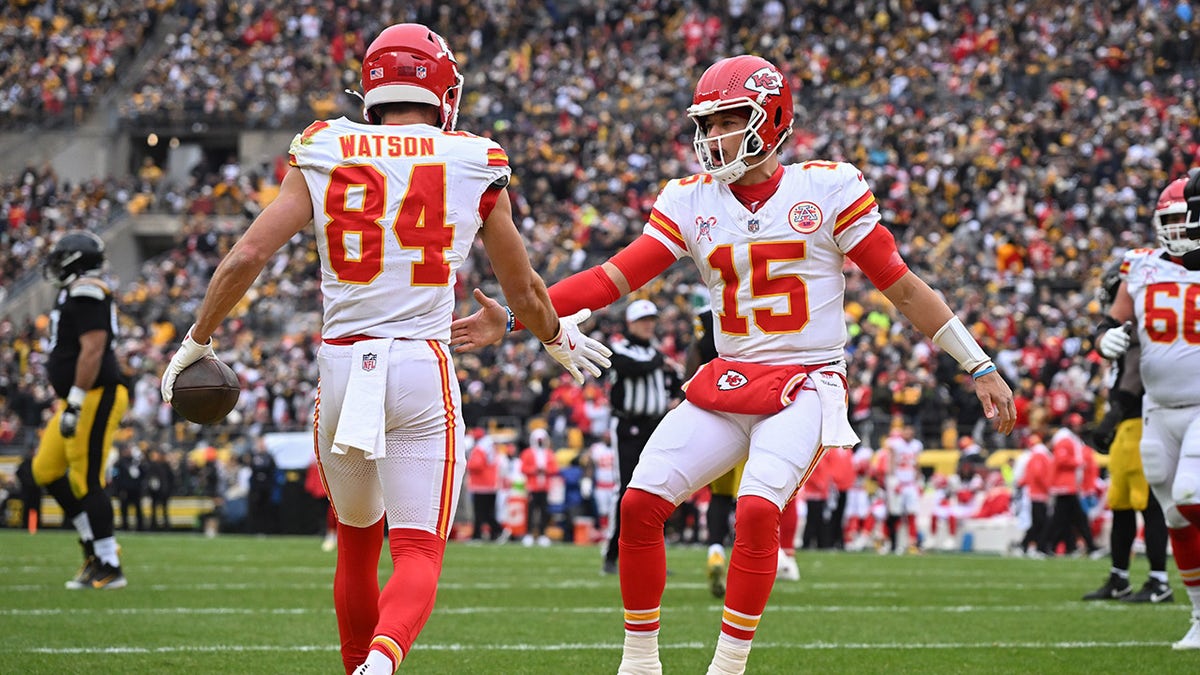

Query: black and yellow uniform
[
  {"left": 33, "top": 277, "right": 130, "bottom": 496},
  {"left": 33, "top": 231, "right": 130, "bottom": 590},
  {"left": 1101, "top": 352, "right": 1148, "bottom": 513}
]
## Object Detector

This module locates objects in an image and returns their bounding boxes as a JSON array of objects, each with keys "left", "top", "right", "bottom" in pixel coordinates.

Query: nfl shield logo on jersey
[
  {"left": 747, "top": 218, "right": 760, "bottom": 233},
  {"left": 362, "top": 352, "right": 377, "bottom": 372}
]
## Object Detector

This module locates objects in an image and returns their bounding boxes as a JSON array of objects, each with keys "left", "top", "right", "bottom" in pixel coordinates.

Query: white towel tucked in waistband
[
  {"left": 809, "top": 366, "right": 861, "bottom": 448},
  {"left": 332, "top": 338, "right": 392, "bottom": 459}
]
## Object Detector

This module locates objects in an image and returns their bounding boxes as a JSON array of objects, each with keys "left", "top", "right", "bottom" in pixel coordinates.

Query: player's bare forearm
[
  {"left": 880, "top": 271, "right": 953, "bottom": 337},
  {"left": 192, "top": 168, "right": 312, "bottom": 342},
  {"left": 73, "top": 330, "right": 105, "bottom": 390},
  {"left": 479, "top": 190, "right": 559, "bottom": 341},
  {"left": 883, "top": 271, "right": 1016, "bottom": 433},
  {"left": 192, "top": 249, "right": 268, "bottom": 342}
]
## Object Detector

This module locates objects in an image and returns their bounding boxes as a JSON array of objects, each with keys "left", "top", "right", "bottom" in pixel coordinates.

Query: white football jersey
[
  {"left": 644, "top": 161, "right": 878, "bottom": 364},
  {"left": 891, "top": 437, "right": 923, "bottom": 484},
  {"left": 289, "top": 117, "right": 511, "bottom": 341},
  {"left": 1120, "top": 248, "right": 1200, "bottom": 408}
]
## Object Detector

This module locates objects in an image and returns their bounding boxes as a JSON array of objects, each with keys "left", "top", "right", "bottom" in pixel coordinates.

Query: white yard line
[
  {"left": 0, "top": 603, "right": 1185, "bottom": 617},
  {"left": 20, "top": 639, "right": 1172, "bottom": 655}
]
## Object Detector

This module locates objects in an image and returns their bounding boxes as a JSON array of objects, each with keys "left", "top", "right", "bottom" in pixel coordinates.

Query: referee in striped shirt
[{"left": 602, "top": 299, "right": 682, "bottom": 574}]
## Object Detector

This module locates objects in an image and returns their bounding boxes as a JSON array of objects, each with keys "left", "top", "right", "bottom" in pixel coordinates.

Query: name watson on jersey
[{"left": 339, "top": 134, "right": 436, "bottom": 159}]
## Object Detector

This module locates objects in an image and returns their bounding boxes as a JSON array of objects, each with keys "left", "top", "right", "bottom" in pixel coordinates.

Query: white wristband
[
  {"left": 932, "top": 316, "right": 991, "bottom": 373},
  {"left": 67, "top": 386, "right": 87, "bottom": 407}
]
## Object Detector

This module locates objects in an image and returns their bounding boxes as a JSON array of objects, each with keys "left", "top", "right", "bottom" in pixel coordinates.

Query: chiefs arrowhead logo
[
  {"left": 716, "top": 369, "right": 748, "bottom": 391},
  {"left": 744, "top": 67, "right": 784, "bottom": 102}
]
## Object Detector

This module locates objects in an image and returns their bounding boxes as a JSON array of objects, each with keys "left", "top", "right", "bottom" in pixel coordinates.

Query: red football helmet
[
  {"left": 1153, "top": 176, "right": 1200, "bottom": 256},
  {"left": 360, "top": 24, "right": 463, "bottom": 129},
  {"left": 687, "top": 55, "right": 794, "bottom": 183}
]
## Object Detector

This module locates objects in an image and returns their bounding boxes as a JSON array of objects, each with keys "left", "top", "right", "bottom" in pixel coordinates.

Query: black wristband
[{"left": 1095, "top": 315, "right": 1120, "bottom": 342}]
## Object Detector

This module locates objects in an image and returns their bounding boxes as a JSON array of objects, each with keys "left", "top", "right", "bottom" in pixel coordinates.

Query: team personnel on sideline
[
  {"left": 160, "top": 23, "right": 610, "bottom": 675},
  {"left": 1082, "top": 261, "right": 1170, "bottom": 602},
  {"left": 1097, "top": 171, "right": 1200, "bottom": 649},
  {"left": 33, "top": 231, "right": 130, "bottom": 590},
  {"left": 452, "top": 54, "right": 1015, "bottom": 674}
]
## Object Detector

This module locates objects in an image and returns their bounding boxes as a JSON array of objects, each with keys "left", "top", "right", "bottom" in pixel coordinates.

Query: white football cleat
[
  {"left": 776, "top": 549, "right": 800, "bottom": 581},
  {"left": 1173, "top": 611, "right": 1200, "bottom": 650}
]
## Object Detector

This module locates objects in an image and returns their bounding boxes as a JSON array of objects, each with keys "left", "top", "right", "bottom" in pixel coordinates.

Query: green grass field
[{"left": 0, "top": 530, "right": 1197, "bottom": 674}]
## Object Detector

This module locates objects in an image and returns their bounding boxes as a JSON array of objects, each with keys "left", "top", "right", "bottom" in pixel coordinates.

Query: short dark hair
[{"left": 372, "top": 101, "right": 439, "bottom": 124}]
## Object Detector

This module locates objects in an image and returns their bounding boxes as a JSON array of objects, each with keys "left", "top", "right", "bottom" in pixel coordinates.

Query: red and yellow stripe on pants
[{"left": 427, "top": 340, "right": 458, "bottom": 540}]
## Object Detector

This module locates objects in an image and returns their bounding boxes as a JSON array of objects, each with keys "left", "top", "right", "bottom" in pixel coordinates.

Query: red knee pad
[
  {"left": 619, "top": 489, "right": 676, "bottom": 545},
  {"left": 734, "top": 496, "right": 782, "bottom": 560}
]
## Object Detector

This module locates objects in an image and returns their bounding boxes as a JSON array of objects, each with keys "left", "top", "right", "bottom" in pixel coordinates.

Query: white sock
[
  {"left": 94, "top": 537, "right": 120, "bottom": 567},
  {"left": 1150, "top": 571, "right": 1169, "bottom": 584},
  {"left": 364, "top": 648, "right": 397, "bottom": 674},
  {"left": 708, "top": 543, "right": 725, "bottom": 559},
  {"left": 1110, "top": 567, "right": 1129, "bottom": 580},
  {"left": 1187, "top": 585, "right": 1200, "bottom": 609},
  {"left": 72, "top": 512, "right": 94, "bottom": 542},
  {"left": 618, "top": 631, "right": 661, "bottom": 675},
  {"left": 707, "top": 635, "right": 752, "bottom": 675}
]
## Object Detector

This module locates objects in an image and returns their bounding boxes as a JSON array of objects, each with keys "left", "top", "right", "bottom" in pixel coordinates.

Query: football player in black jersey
[{"left": 32, "top": 231, "right": 130, "bottom": 589}]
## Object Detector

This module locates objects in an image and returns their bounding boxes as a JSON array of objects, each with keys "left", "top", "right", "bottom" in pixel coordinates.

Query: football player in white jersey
[
  {"left": 160, "top": 23, "right": 610, "bottom": 675},
  {"left": 452, "top": 54, "right": 1015, "bottom": 674},
  {"left": 1097, "top": 171, "right": 1200, "bottom": 650}
]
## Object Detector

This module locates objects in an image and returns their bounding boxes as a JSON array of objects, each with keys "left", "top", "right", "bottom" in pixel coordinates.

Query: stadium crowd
[{"left": 2, "top": 0, "right": 1200, "bottom": 536}]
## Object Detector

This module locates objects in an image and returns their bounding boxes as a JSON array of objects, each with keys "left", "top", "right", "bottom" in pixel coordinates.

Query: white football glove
[
  {"left": 1098, "top": 321, "right": 1133, "bottom": 360},
  {"left": 541, "top": 310, "right": 613, "bottom": 384},
  {"left": 59, "top": 386, "right": 86, "bottom": 438},
  {"left": 161, "top": 326, "right": 215, "bottom": 402}
]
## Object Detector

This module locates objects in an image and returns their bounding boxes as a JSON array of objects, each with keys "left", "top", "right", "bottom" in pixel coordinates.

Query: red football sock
[
  {"left": 906, "top": 514, "right": 918, "bottom": 542},
  {"left": 1169, "top": 522, "right": 1200, "bottom": 591},
  {"left": 334, "top": 519, "right": 385, "bottom": 674},
  {"left": 618, "top": 489, "right": 676, "bottom": 634},
  {"left": 722, "top": 496, "right": 781, "bottom": 643},
  {"left": 948, "top": 516, "right": 958, "bottom": 537},
  {"left": 370, "top": 527, "right": 448, "bottom": 666},
  {"left": 779, "top": 499, "right": 798, "bottom": 555}
]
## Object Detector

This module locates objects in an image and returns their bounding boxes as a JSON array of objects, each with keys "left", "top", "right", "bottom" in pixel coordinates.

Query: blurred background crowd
[{"left": 2, "top": 0, "right": 1200, "bottom": 538}]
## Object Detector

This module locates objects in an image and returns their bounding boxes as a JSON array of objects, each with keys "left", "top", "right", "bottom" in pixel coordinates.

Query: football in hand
[{"left": 170, "top": 357, "right": 240, "bottom": 424}]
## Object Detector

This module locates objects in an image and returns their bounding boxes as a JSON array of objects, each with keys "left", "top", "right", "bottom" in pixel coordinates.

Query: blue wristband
[
  {"left": 504, "top": 306, "right": 515, "bottom": 334},
  {"left": 972, "top": 364, "right": 997, "bottom": 379}
]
